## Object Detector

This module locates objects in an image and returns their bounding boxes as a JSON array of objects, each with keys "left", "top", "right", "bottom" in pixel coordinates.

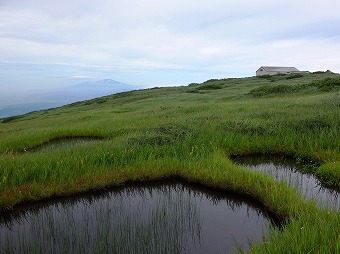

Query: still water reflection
[
  {"left": 232, "top": 155, "right": 339, "bottom": 210},
  {"left": 0, "top": 181, "right": 274, "bottom": 254}
]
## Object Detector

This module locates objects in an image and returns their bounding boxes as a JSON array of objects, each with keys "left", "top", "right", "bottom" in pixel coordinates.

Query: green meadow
[{"left": 0, "top": 72, "right": 339, "bottom": 253}]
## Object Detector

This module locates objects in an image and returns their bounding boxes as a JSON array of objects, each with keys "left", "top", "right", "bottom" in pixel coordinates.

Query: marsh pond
[
  {"left": 0, "top": 181, "right": 276, "bottom": 254},
  {"left": 231, "top": 155, "right": 339, "bottom": 210},
  {"left": 2, "top": 143, "right": 338, "bottom": 253}
]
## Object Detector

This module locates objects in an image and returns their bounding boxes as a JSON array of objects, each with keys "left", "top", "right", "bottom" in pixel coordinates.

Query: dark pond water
[
  {"left": 231, "top": 155, "right": 339, "bottom": 210},
  {"left": 0, "top": 181, "right": 276, "bottom": 254}
]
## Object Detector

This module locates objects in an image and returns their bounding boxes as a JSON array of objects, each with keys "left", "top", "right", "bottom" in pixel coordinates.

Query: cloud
[{"left": 0, "top": 0, "right": 340, "bottom": 101}]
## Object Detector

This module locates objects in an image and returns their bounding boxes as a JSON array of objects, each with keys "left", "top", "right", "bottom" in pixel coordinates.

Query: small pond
[
  {"left": 27, "top": 137, "right": 102, "bottom": 153},
  {"left": 0, "top": 181, "right": 277, "bottom": 254},
  {"left": 231, "top": 155, "right": 339, "bottom": 210}
]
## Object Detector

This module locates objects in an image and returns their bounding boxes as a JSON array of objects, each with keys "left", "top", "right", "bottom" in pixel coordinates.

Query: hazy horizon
[{"left": 1, "top": 0, "right": 340, "bottom": 106}]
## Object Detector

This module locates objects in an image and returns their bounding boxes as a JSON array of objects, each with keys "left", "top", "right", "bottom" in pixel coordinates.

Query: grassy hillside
[{"left": 0, "top": 72, "right": 339, "bottom": 253}]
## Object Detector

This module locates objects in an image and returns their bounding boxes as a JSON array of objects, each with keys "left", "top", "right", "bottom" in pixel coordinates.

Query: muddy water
[
  {"left": 0, "top": 181, "right": 276, "bottom": 254},
  {"left": 231, "top": 155, "right": 339, "bottom": 210}
]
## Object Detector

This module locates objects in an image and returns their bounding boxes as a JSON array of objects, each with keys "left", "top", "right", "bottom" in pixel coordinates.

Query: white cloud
[{"left": 0, "top": 0, "right": 340, "bottom": 102}]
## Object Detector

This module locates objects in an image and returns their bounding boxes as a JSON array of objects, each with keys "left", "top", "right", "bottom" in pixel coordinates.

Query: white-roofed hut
[{"left": 256, "top": 66, "right": 300, "bottom": 76}]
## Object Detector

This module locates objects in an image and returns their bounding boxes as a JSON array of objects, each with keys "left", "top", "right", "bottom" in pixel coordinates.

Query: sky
[{"left": 1, "top": 0, "right": 340, "bottom": 106}]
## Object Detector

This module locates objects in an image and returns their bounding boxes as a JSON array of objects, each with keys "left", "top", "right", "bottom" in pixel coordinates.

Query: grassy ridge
[{"left": 0, "top": 72, "right": 340, "bottom": 253}]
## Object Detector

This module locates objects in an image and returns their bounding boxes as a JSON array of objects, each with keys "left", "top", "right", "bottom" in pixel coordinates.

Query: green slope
[{"left": 0, "top": 72, "right": 339, "bottom": 253}]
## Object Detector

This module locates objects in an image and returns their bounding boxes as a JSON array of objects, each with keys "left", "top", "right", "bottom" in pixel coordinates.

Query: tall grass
[{"left": 248, "top": 210, "right": 340, "bottom": 254}]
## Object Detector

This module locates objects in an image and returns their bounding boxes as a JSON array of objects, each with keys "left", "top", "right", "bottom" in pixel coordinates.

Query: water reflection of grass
[
  {"left": 232, "top": 155, "right": 339, "bottom": 209},
  {"left": 0, "top": 185, "right": 203, "bottom": 253}
]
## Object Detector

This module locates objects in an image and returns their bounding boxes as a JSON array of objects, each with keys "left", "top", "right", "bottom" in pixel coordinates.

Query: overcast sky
[{"left": 1, "top": 0, "right": 340, "bottom": 105}]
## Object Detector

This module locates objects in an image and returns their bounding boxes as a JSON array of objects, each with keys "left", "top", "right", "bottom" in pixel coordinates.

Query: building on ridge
[{"left": 256, "top": 66, "right": 302, "bottom": 76}]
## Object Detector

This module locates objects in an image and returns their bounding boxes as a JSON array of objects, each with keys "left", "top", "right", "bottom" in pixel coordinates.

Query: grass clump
[
  {"left": 311, "top": 77, "right": 340, "bottom": 91},
  {"left": 249, "top": 210, "right": 340, "bottom": 254},
  {"left": 196, "top": 83, "right": 222, "bottom": 90},
  {"left": 285, "top": 73, "right": 304, "bottom": 79},
  {"left": 316, "top": 162, "right": 340, "bottom": 187},
  {"left": 248, "top": 84, "right": 307, "bottom": 97},
  {"left": 249, "top": 84, "right": 289, "bottom": 96},
  {"left": 2, "top": 115, "right": 24, "bottom": 123}
]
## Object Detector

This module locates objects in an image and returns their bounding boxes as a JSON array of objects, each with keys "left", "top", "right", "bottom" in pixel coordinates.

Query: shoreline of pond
[{"left": 0, "top": 176, "right": 285, "bottom": 227}]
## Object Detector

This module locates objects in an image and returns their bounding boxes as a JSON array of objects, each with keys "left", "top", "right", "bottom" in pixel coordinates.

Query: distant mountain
[
  {"left": 66, "top": 79, "right": 135, "bottom": 91},
  {"left": 32, "top": 79, "right": 136, "bottom": 102},
  {"left": 71, "top": 79, "right": 131, "bottom": 89},
  {"left": 0, "top": 79, "right": 137, "bottom": 118}
]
